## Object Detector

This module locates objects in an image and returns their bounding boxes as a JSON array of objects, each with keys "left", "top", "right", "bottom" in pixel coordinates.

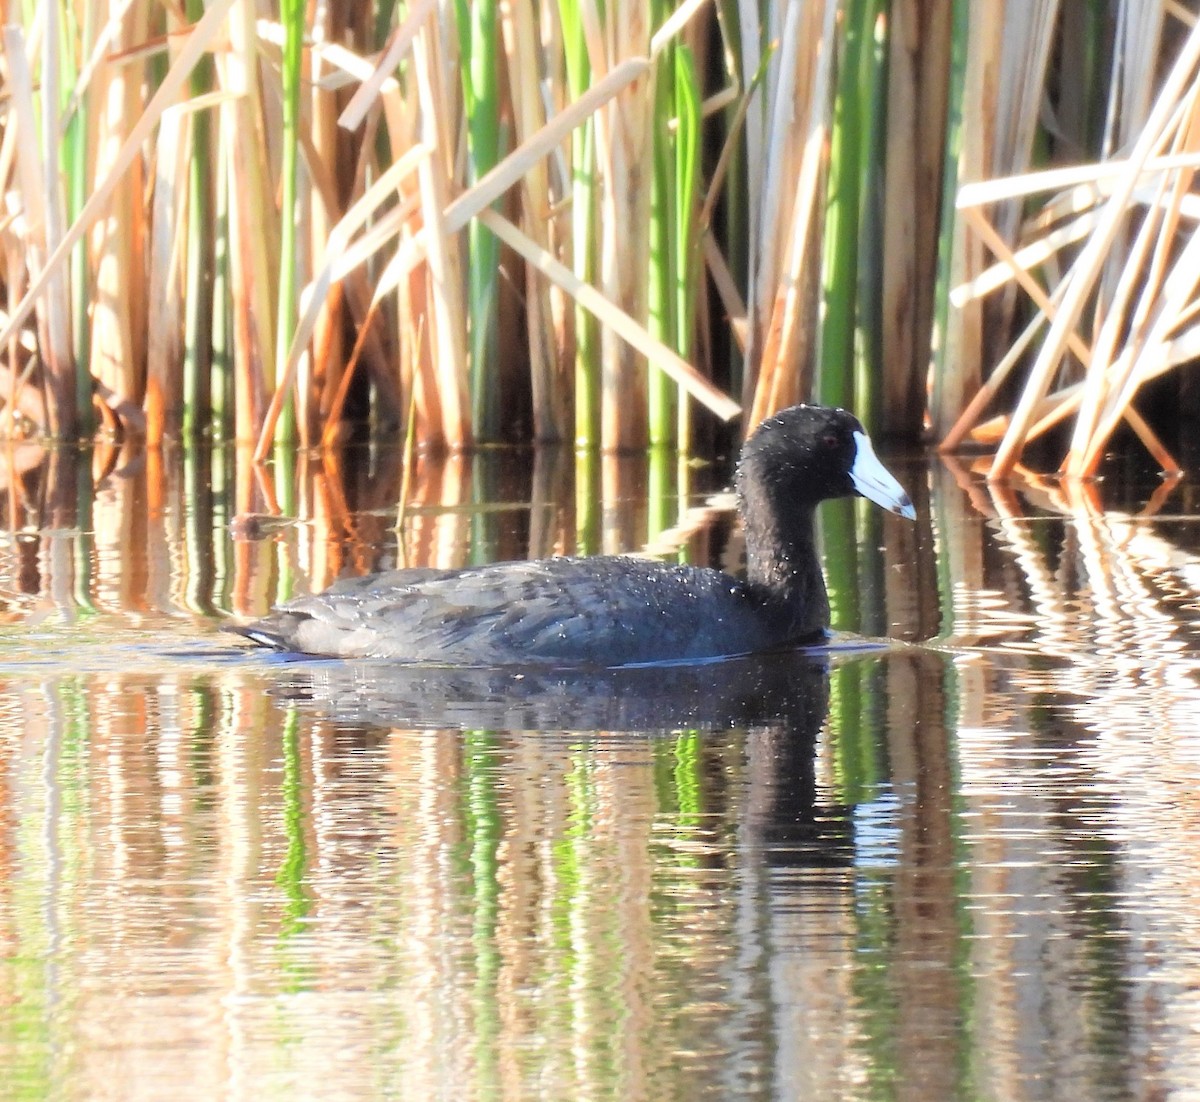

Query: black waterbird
[{"left": 229, "top": 404, "right": 915, "bottom": 666}]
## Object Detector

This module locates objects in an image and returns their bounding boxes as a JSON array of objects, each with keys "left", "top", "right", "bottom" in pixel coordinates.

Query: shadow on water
[{"left": 3, "top": 440, "right": 1200, "bottom": 1098}]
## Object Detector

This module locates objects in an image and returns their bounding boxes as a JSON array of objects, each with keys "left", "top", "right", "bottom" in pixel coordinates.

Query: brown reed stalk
[{"left": 880, "top": 0, "right": 952, "bottom": 439}]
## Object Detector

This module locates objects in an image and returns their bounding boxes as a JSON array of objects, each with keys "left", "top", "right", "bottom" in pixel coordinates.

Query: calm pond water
[{"left": 0, "top": 439, "right": 1199, "bottom": 1101}]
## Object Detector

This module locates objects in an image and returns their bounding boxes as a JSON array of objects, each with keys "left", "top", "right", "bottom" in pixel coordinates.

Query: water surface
[{"left": 0, "top": 442, "right": 1198, "bottom": 1100}]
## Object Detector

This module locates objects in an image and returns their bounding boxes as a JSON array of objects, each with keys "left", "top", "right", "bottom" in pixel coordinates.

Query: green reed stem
[
  {"left": 648, "top": 44, "right": 676, "bottom": 446},
  {"left": 559, "top": 0, "right": 599, "bottom": 447},
  {"left": 456, "top": 0, "right": 502, "bottom": 439},
  {"left": 273, "top": 442, "right": 297, "bottom": 600},
  {"left": 574, "top": 446, "right": 598, "bottom": 555},
  {"left": 572, "top": 126, "right": 599, "bottom": 448},
  {"left": 647, "top": 443, "right": 672, "bottom": 541},
  {"left": 648, "top": 41, "right": 701, "bottom": 448},
  {"left": 818, "top": 0, "right": 873, "bottom": 412},
  {"left": 273, "top": 0, "right": 304, "bottom": 447},
  {"left": 673, "top": 44, "right": 700, "bottom": 442},
  {"left": 852, "top": 6, "right": 887, "bottom": 432}
]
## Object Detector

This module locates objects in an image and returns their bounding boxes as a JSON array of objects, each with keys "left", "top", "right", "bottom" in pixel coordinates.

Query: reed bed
[{"left": 0, "top": 2, "right": 1198, "bottom": 474}]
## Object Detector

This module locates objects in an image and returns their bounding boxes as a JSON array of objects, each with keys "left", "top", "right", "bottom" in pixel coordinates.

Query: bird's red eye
[{"left": 823, "top": 434, "right": 838, "bottom": 448}]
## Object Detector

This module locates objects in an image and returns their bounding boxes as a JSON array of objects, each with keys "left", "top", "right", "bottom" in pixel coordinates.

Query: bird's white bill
[{"left": 850, "top": 431, "right": 916, "bottom": 520}]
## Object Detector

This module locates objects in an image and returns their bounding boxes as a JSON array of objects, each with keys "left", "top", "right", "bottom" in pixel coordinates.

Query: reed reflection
[
  {"left": 4, "top": 438, "right": 1200, "bottom": 1097},
  {"left": 937, "top": 455, "right": 1200, "bottom": 1099},
  {"left": 0, "top": 638, "right": 979, "bottom": 1100}
]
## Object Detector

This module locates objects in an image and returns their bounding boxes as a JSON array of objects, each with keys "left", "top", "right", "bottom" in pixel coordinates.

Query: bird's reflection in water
[
  {"left": 260, "top": 645, "right": 966, "bottom": 1093},
  {"left": 268, "top": 646, "right": 862, "bottom": 870}
]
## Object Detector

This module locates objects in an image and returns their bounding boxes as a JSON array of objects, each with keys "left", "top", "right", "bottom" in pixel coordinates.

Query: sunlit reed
[{"left": 0, "top": 2, "right": 1197, "bottom": 474}]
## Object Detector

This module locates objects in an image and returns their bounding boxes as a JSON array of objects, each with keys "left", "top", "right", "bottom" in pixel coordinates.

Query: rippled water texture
[{"left": 1, "top": 441, "right": 1199, "bottom": 1101}]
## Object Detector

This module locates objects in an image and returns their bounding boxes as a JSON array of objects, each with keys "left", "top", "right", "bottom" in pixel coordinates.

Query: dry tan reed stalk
[
  {"left": 960, "top": 206, "right": 1094, "bottom": 366},
  {"left": 261, "top": 11, "right": 418, "bottom": 435},
  {"left": 967, "top": 310, "right": 1200, "bottom": 449},
  {"left": 748, "top": 0, "right": 836, "bottom": 425},
  {"left": 951, "top": 207, "right": 1102, "bottom": 306},
  {"left": 222, "top": 3, "right": 279, "bottom": 443},
  {"left": 320, "top": 299, "right": 382, "bottom": 447},
  {"left": 956, "top": 151, "right": 1200, "bottom": 209},
  {"left": 0, "top": 0, "right": 225, "bottom": 434},
  {"left": 30, "top": 13, "right": 73, "bottom": 427},
  {"left": 984, "top": 17, "right": 1200, "bottom": 477},
  {"left": 1063, "top": 134, "right": 1185, "bottom": 474},
  {"left": 649, "top": 0, "right": 709, "bottom": 57},
  {"left": 500, "top": 0, "right": 572, "bottom": 442},
  {"left": 701, "top": 231, "right": 747, "bottom": 353},
  {"left": 995, "top": 1, "right": 1061, "bottom": 241},
  {"left": 61, "top": 0, "right": 138, "bottom": 126},
  {"left": 478, "top": 207, "right": 739, "bottom": 421},
  {"left": 89, "top": 2, "right": 153, "bottom": 433},
  {"left": 271, "top": 49, "right": 653, "bottom": 452},
  {"left": 950, "top": 196, "right": 1178, "bottom": 466},
  {"left": 2, "top": 26, "right": 74, "bottom": 436},
  {"left": 145, "top": 107, "right": 190, "bottom": 445},
  {"left": 410, "top": 11, "right": 470, "bottom": 449},
  {"left": 302, "top": 8, "right": 342, "bottom": 448},
  {"left": 1067, "top": 86, "right": 1200, "bottom": 476},
  {"left": 943, "top": 2, "right": 1062, "bottom": 437},
  {"left": 743, "top": 0, "right": 803, "bottom": 408},
  {"left": 1104, "top": 3, "right": 1167, "bottom": 158},
  {"left": 596, "top": 0, "right": 652, "bottom": 450},
  {"left": 0, "top": 89, "right": 15, "bottom": 202},
  {"left": 253, "top": 146, "right": 428, "bottom": 460},
  {"left": 967, "top": 343, "right": 1194, "bottom": 458},
  {"left": 939, "top": 293, "right": 1054, "bottom": 451},
  {"left": 361, "top": 58, "right": 652, "bottom": 308},
  {"left": 933, "top": 2, "right": 1003, "bottom": 438},
  {"left": 337, "top": 0, "right": 434, "bottom": 131}
]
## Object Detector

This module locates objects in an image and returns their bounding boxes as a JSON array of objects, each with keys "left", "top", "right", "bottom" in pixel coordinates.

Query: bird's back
[{"left": 234, "top": 556, "right": 803, "bottom": 666}]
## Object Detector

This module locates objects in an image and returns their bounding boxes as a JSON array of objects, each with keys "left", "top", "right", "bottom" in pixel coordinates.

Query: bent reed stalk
[{"left": 0, "top": 2, "right": 1197, "bottom": 478}]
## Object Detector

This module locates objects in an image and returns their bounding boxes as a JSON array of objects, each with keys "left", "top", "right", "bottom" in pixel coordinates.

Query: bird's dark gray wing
[{"left": 230, "top": 556, "right": 785, "bottom": 665}]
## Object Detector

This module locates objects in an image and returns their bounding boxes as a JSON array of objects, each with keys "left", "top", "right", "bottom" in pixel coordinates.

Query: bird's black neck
[{"left": 742, "top": 501, "right": 830, "bottom": 640}]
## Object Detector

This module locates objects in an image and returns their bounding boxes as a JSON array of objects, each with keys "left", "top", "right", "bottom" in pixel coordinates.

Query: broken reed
[{"left": 1, "top": 3, "right": 1198, "bottom": 474}]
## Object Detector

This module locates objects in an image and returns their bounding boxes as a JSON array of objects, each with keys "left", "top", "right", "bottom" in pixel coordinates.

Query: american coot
[{"left": 230, "top": 404, "right": 915, "bottom": 666}]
